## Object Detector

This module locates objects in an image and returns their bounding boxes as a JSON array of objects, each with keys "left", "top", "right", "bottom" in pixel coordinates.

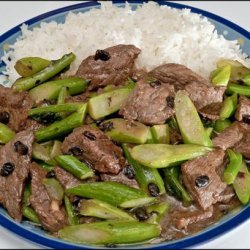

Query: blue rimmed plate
[{"left": 0, "top": 1, "right": 249, "bottom": 249}]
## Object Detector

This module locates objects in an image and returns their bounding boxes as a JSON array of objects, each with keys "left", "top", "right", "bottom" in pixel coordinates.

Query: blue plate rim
[{"left": 0, "top": 0, "right": 249, "bottom": 249}]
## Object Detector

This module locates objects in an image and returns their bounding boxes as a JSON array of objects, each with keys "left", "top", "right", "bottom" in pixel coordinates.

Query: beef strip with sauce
[
  {"left": 119, "top": 78, "right": 176, "bottom": 125},
  {"left": 149, "top": 63, "right": 225, "bottom": 110},
  {"left": 235, "top": 96, "right": 250, "bottom": 122},
  {"left": 199, "top": 102, "right": 222, "bottom": 121},
  {"left": 213, "top": 122, "right": 250, "bottom": 158},
  {"left": 30, "top": 162, "right": 68, "bottom": 232},
  {"left": 0, "top": 86, "right": 43, "bottom": 132},
  {"left": 61, "top": 125, "right": 126, "bottom": 174},
  {"left": 75, "top": 44, "right": 141, "bottom": 90},
  {"left": 181, "top": 149, "right": 228, "bottom": 210},
  {"left": 0, "top": 130, "right": 34, "bottom": 221}
]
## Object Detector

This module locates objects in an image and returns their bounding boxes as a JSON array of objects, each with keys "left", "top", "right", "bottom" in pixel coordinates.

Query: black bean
[
  {"left": 83, "top": 131, "right": 96, "bottom": 141},
  {"left": 0, "top": 162, "right": 15, "bottom": 177},
  {"left": 14, "top": 141, "right": 29, "bottom": 155},
  {"left": 46, "top": 170, "right": 56, "bottom": 178},
  {"left": 94, "top": 50, "right": 111, "bottom": 61},
  {"left": 69, "top": 146, "right": 83, "bottom": 156},
  {"left": 148, "top": 183, "right": 160, "bottom": 197},
  {"left": 166, "top": 96, "right": 175, "bottom": 109},
  {"left": 0, "top": 111, "right": 10, "bottom": 124},
  {"left": 99, "top": 121, "right": 114, "bottom": 132},
  {"left": 32, "top": 112, "right": 60, "bottom": 125},
  {"left": 148, "top": 78, "right": 161, "bottom": 88},
  {"left": 134, "top": 207, "right": 149, "bottom": 221},
  {"left": 123, "top": 165, "right": 135, "bottom": 179},
  {"left": 237, "top": 172, "right": 245, "bottom": 179},
  {"left": 195, "top": 175, "right": 210, "bottom": 188},
  {"left": 242, "top": 115, "right": 250, "bottom": 124}
]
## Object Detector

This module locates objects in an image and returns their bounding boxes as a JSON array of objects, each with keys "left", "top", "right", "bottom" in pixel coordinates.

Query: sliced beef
[
  {"left": 212, "top": 122, "right": 250, "bottom": 158},
  {"left": 61, "top": 125, "right": 125, "bottom": 174},
  {"left": 119, "top": 78, "right": 176, "bottom": 125},
  {"left": 212, "top": 122, "right": 244, "bottom": 150},
  {"left": 75, "top": 44, "right": 141, "bottom": 90},
  {"left": 174, "top": 206, "right": 214, "bottom": 230},
  {"left": 181, "top": 149, "right": 227, "bottom": 210},
  {"left": 0, "top": 130, "right": 34, "bottom": 221},
  {"left": 30, "top": 163, "right": 68, "bottom": 232},
  {"left": 0, "top": 85, "right": 33, "bottom": 109},
  {"left": 199, "top": 102, "right": 222, "bottom": 121},
  {"left": 149, "top": 63, "right": 225, "bottom": 110},
  {"left": 235, "top": 96, "right": 250, "bottom": 122},
  {"left": 100, "top": 166, "right": 139, "bottom": 189},
  {"left": 0, "top": 86, "right": 42, "bottom": 132},
  {"left": 54, "top": 166, "right": 82, "bottom": 189},
  {"left": 184, "top": 82, "right": 225, "bottom": 110}
]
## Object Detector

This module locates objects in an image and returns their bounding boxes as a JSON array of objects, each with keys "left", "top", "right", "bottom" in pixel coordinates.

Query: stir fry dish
[{"left": 0, "top": 44, "right": 249, "bottom": 246}]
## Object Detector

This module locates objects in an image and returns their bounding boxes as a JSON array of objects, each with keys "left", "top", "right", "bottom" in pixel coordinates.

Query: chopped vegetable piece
[
  {"left": 119, "top": 197, "right": 157, "bottom": 208},
  {"left": 227, "top": 83, "right": 250, "bottom": 97},
  {"left": 219, "top": 93, "right": 237, "bottom": 119},
  {"left": 32, "top": 142, "right": 55, "bottom": 165},
  {"left": 29, "top": 77, "right": 87, "bottom": 103},
  {"left": 79, "top": 199, "right": 135, "bottom": 220},
  {"left": 66, "top": 181, "right": 147, "bottom": 206},
  {"left": 242, "top": 74, "right": 250, "bottom": 86},
  {"left": 14, "top": 57, "right": 50, "bottom": 77},
  {"left": 123, "top": 144, "right": 166, "bottom": 196},
  {"left": 57, "top": 86, "right": 69, "bottom": 104},
  {"left": 224, "top": 149, "right": 243, "bottom": 185},
  {"left": 146, "top": 202, "right": 170, "bottom": 224},
  {"left": 214, "top": 119, "right": 231, "bottom": 133},
  {"left": 211, "top": 65, "right": 231, "bottom": 86},
  {"left": 175, "top": 90, "right": 212, "bottom": 147},
  {"left": 64, "top": 196, "right": 79, "bottom": 225},
  {"left": 233, "top": 161, "right": 250, "bottom": 204},
  {"left": 42, "top": 178, "right": 64, "bottom": 201},
  {"left": 50, "top": 140, "right": 62, "bottom": 159},
  {"left": 163, "top": 166, "right": 192, "bottom": 205},
  {"left": 217, "top": 59, "right": 250, "bottom": 82},
  {"left": 22, "top": 206, "right": 41, "bottom": 224},
  {"left": 28, "top": 103, "right": 83, "bottom": 117},
  {"left": 131, "top": 144, "right": 212, "bottom": 168},
  {"left": 102, "top": 118, "right": 150, "bottom": 144},
  {"left": 55, "top": 155, "right": 94, "bottom": 180},
  {"left": 205, "top": 127, "right": 213, "bottom": 138},
  {"left": 150, "top": 124, "right": 170, "bottom": 144},
  {"left": 37, "top": 161, "right": 54, "bottom": 172},
  {"left": 58, "top": 221, "right": 161, "bottom": 244},
  {"left": 0, "top": 122, "right": 15, "bottom": 144},
  {"left": 35, "top": 104, "right": 87, "bottom": 142},
  {"left": 22, "top": 183, "right": 31, "bottom": 207},
  {"left": 88, "top": 85, "right": 135, "bottom": 120},
  {"left": 13, "top": 53, "right": 76, "bottom": 92}
]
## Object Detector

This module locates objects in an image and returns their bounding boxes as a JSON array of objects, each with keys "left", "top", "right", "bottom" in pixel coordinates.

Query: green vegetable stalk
[
  {"left": 131, "top": 144, "right": 212, "bottom": 168},
  {"left": 64, "top": 196, "right": 79, "bottom": 226},
  {"left": 223, "top": 149, "right": 243, "bottom": 185},
  {"left": 211, "top": 65, "right": 231, "bottom": 86},
  {"left": 0, "top": 122, "right": 15, "bottom": 144},
  {"left": 146, "top": 202, "right": 170, "bottom": 224},
  {"left": 227, "top": 83, "right": 250, "bottom": 97},
  {"left": 66, "top": 181, "right": 147, "bottom": 207},
  {"left": 35, "top": 104, "right": 87, "bottom": 142},
  {"left": 150, "top": 124, "right": 170, "bottom": 144},
  {"left": 55, "top": 155, "right": 94, "bottom": 180},
  {"left": 219, "top": 93, "right": 237, "bottom": 119},
  {"left": 14, "top": 57, "right": 51, "bottom": 77},
  {"left": 29, "top": 77, "right": 87, "bottom": 103},
  {"left": 13, "top": 53, "right": 76, "bottom": 92},
  {"left": 214, "top": 119, "right": 232, "bottom": 133},
  {"left": 79, "top": 199, "right": 135, "bottom": 221},
  {"left": 163, "top": 166, "right": 192, "bottom": 205},
  {"left": 122, "top": 144, "right": 166, "bottom": 196},
  {"left": 42, "top": 178, "right": 64, "bottom": 201},
  {"left": 22, "top": 206, "right": 41, "bottom": 224},
  {"left": 175, "top": 90, "right": 212, "bottom": 147},
  {"left": 58, "top": 221, "right": 161, "bottom": 244}
]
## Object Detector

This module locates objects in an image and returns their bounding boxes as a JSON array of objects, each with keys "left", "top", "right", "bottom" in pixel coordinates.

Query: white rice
[{"left": 1, "top": 1, "right": 250, "bottom": 84}]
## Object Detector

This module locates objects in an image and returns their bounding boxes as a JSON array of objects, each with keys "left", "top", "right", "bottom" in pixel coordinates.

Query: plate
[{"left": 0, "top": 1, "right": 249, "bottom": 249}]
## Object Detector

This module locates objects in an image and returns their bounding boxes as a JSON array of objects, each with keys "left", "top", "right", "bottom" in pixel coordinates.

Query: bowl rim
[{"left": 0, "top": 1, "right": 249, "bottom": 249}]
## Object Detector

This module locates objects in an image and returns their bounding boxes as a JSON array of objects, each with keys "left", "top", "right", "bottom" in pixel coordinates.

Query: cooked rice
[{"left": 1, "top": 1, "right": 249, "bottom": 84}]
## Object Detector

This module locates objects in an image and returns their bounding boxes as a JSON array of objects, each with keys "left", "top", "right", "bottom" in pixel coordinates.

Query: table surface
[{"left": 0, "top": 1, "right": 249, "bottom": 249}]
